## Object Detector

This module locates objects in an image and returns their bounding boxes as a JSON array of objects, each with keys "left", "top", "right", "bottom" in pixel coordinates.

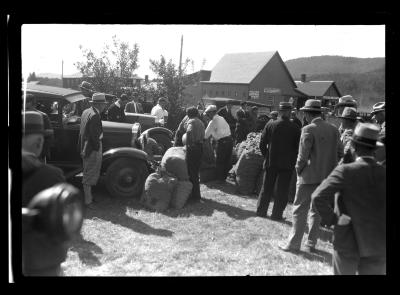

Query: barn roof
[
  {"left": 209, "top": 51, "right": 277, "bottom": 84},
  {"left": 295, "top": 81, "right": 341, "bottom": 97}
]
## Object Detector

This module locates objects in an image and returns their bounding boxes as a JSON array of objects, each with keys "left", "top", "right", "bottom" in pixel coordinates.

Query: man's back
[
  {"left": 297, "top": 117, "right": 342, "bottom": 184},
  {"left": 261, "top": 118, "right": 301, "bottom": 170},
  {"left": 107, "top": 103, "right": 125, "bottom": 122}
]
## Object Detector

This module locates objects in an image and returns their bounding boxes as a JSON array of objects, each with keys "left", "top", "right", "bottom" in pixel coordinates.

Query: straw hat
[
  {"left": 351, "top": 123, "right": 384, "bottom": 148},
  {"left": 371, "top": 102, "right": 385, "bottom": 114}
]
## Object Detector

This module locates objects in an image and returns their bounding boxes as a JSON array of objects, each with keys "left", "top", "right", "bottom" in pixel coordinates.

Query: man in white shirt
[
  {"left": 151, "top": 97, "right": 168, "bottom": 126},
  {"left": 204, "top": 105, "right": 233, "bottom": 183}
]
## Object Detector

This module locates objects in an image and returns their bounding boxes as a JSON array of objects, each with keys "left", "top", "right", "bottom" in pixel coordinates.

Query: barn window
[
  {"left": 216, "top": 91, "right": 219, "bottom": 96},
  {"left": 221, "top": 91, "right": 225, "bottom": 96},
  {"left": 235, "top": 91, "right": 238, "bottom": 97},
  {"left": 243, "top": 92, "right": 246, "bottom": 97}
]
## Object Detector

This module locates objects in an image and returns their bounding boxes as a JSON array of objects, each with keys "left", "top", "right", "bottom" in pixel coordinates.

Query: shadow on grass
[
  {"left": 299, "top": 248, "right": 332, "bottom": 265},
  {"left": 203, "top": 180, "right": 259, "bottom": 200},
  {"left": 69, "top": 233, "right": 103, "bottom": 266},
  {"left": 85, "top": 193, "right": 174, "bottom": 238},
  {"left": 164, "top": 195, "right": 256, "bottom": 220}
]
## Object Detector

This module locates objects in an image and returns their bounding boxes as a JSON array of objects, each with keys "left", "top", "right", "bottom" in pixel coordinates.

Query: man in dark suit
[
  {"left": 312, "top": 123, "right": 386, "bottom": 275},
  {"left": 78, "top": 92, "right": 108, "bottom": 207},
  {"left": 22, "top": 111, "right": 67, "bottom": 276},
  {"left": 107, "top": 94, "right": 129, "bottom": 122},
  {"left": 280, "top": 99, "right": 343, "bottom": 253},
  {"left": 235, "top": 101, "right": 250, "bottom": 144},
  {"left": 256, "top": 102, "right": 301, "bottom": 220},
  {"left": 290, "top": 110, "right": 302, "bottom": 129},
  {"left": 125, "top": 93, "right": 144, "bottom": 114},
  {"left": 217, "top": 101, "right": 236, "bottom": 139}
]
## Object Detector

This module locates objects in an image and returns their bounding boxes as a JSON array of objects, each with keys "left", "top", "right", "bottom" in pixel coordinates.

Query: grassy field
[{"left": 62, "top": 178, "right": 333, "bottom": 276}]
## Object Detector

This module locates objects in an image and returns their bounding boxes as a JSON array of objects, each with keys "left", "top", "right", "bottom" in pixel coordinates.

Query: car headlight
[{"left": 22, "top": 183, "right": 84, "bottom": 242}]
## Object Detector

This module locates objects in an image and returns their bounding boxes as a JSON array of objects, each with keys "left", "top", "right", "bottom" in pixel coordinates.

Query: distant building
[
  {"left": 181, "top": 70, "right": 211, "bottom": 106},
  {"left": 295, "top": 74, "right": 342, "bottom": 109},
  {"left": 200, "top": 51, "right": 306, "bottom": 110},
  {"left": 62, "top": 72, "right": 144, "bottom": 91}
]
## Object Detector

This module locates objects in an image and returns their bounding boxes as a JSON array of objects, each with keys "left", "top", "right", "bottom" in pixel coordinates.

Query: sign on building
[
  {"left": 249, "top": 90, "right": 259, "bottom": 99},
  {"left": 264, "top": 87, "right": 281, "bottom": 94}
]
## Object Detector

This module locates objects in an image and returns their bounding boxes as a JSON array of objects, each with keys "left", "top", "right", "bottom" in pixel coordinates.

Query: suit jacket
[
  {"left": 78, "top": 107, "right": 103, "bottom": 158},
  {"left": 125, "top": 101, "right": 143, "bottom": 114},
  {"left": 291, "top": 117, "right": 302, "bottom": 129},
  {"left": 259, "top": 117, "right": 301, "bottom": 170},
  {"left": 22, "top": 153, "right": 68, "bottom": 271},
  {"left": 107, "top": 103, "right": 126, "bottom": 122},
  {"left": 296, "top": 117, "right": 343, "bottom": 184},
  {"left": 311, "top": 158, "right": 386, "bottom": 257},
  {"left": 218, "top": 107, "right": 236, "bottom": 130}
]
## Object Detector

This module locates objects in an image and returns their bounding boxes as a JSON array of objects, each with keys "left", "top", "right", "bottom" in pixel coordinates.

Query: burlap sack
[
  {"left": 141, "top": 172, "right": 178, "bottom": 212},
  {"left": 170, "top": 180, "right": 193, "bottom": 209},
  {"left": 236, "top": 150, "right": 264, "bottom": 195},
  {"left": 161, "top": 147, "right": 189, "bottom": 180}
]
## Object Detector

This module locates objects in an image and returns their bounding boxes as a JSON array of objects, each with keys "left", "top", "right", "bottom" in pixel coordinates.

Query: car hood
[{"left": 101, "top": 120, "right": 134, "bottom": 133}]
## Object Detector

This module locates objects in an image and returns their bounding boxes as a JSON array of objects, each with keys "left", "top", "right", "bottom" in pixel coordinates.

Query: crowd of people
[{"left": 21, "top": 81, "right": 386, "bottom": 275}]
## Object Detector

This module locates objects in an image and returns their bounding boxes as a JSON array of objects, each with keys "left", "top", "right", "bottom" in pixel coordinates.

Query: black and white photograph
[{"left": 10, "top": 22, "right": 386, "bottom": 279}]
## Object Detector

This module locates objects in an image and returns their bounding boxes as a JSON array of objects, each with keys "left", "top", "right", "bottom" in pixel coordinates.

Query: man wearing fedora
[
  {"left": 335, "top": 95, "right": 358, "bottom": 135},
  {"left": 204, "top": 104, "right": 233, "bottom": 183},
  {"left": 312, "top": 123, "right": 386, "bottom": 275},
  {"left": 23, "top": 94, "right": 53, "bottom": 162},
  {"left": 371, "top": 102, "right": 385, "bottom": 164},
  {"left": 337, "top": 107, "right": 359, "bottom": 164},
  {"left": 107, "top": 94, "right": 129, "bottom": 122},
  {"left": 256, "top": 102, "right": 301, "bottom": 221},
  {"left": 78, "top": 92, "right": 108, "bottom": 207},
  {"left": 280, "top": 99, "right": 343, "bottom": 253},
  {"left": 22, "top": 111, "right": 68, "bottom": 276}
]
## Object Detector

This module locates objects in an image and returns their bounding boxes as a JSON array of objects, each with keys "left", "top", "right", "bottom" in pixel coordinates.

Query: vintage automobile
[{"left": 23, "top": 83, "right": 170, "bottom": 199}]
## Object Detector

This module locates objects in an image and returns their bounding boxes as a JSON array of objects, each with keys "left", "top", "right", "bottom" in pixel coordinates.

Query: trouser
[
  {"left": 333, "top": 250, "right": 386, "bottom": 275},
  {"left": 287, "top": 169, "right": 297, "bottom": 203},
  {"left": 287, "top": 182, "right": 321, "bottom": 249},
  {"left": 216, "top": 136, "right": 233, "bottom": 181},
  {"left": 186, "top": 143, "right": 203, "bottom": 200},
  {"left": 256, "top": 166, "right": 293, "bottom": 218}
]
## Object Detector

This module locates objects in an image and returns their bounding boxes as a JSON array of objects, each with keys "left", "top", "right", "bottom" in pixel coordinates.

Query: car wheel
[
  {"left": 149, "top": 132, "right": 172, "bottom": 155},
  {"left": 105, "top": 157, "right": 149, "bottom": 198}
]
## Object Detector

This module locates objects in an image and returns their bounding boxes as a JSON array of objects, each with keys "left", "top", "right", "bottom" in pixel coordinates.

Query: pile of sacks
[
  {"left": 231, "top": 132, "right": 264, "bottom": 195},
  {"left": 141, "top": 147, "right": 193, "bottom": 212}
]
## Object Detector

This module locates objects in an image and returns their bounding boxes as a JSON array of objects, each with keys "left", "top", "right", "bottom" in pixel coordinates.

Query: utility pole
[
  {"left": 178, "top": 35, "right": 183, "bottom": 101},
  {"left": 61, "top": 60, "right": 64, "bottom": 87}
]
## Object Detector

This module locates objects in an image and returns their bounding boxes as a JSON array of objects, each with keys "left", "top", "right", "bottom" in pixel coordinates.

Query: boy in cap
[
  {"left": 22, "top": 111, "right": 68, "bottom": 276},
  {"left": 204, "top": 105, "right": 233, "bottom": 183},
  {"left": 312, "top": 123, "right": 386, "bottom": 275},
  {"left": 280, "top": 99, "right": 343, "bottom": 253},
  {"left": 257, "top": 102, "right": 301, "bottom": 220},
  {"left": 78, "top": 92, "right": 108, "bottom": 207},
  {"left": 107, "top": 94, "right": 129, "bottom": 122}
]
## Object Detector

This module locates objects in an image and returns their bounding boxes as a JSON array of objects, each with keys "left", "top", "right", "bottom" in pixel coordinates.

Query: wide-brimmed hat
[
  {"left": 90, "top": 92, "right": 107, "bottom": 104},
  {"left": 371, "top": 102, "right": 385, "bottom": 114},
  {"left": 337, "top": 107, "right": 358, "bottom": 120},
  {"left": 300, "top": 99, "right": 322, "bottom": 112},
  {"left": 337, "top": 95, "right": 357, "bottom": 107},
  {"left": 279, "top": 102, "right": 292, "bottom": 111},
  {"left": 270, "top": 111, "right": 278, "bottom": 117},
  {"left": 22, "top": 111, "right": 53, "bottom": 136},
  {"left": 351, "top": 123, "right": 384, "bottom": 148},
  {"left": 205, "top": 105, "right": 217, "bottom": 113}
]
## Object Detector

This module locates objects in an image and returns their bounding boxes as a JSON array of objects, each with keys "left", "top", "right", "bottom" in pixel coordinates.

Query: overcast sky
[{"left": 21, "top": 24, "right": 385, "bottom": 79}]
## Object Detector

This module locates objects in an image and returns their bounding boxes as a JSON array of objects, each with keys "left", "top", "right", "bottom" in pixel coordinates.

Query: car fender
[
  {"left": 101, "top": 147, "right": 148, "bottom": 173},
  {"left": 142, "top": 127, "right": 173, "bottom": 140}
]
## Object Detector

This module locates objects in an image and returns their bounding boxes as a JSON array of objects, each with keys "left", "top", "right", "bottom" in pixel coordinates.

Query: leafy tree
[
  {"left": 74, "top": 35, "right": 139, "bottom": 95},
  {"left": 149, "top": 55, "right": 192, "bottom": 130},
  {"left": 27, "top": 72, "right": 37, "bottom": 82}
]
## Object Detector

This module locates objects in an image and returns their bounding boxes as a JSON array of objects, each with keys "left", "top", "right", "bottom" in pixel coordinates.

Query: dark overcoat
[
  {"left": 78, "top": 107, "right": 103, "bottom": 158},
  {"left": 259, "top": 117, "right": 301, "bottom": 170}
]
